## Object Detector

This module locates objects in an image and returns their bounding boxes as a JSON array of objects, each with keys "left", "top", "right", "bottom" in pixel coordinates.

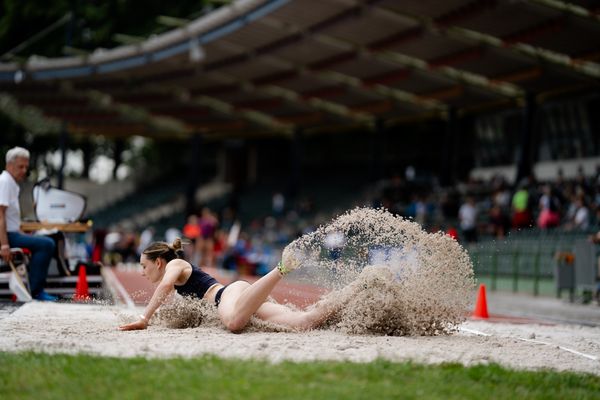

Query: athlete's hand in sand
[{"left": 119, "top": 319, "right": 148, "bottom": 331}]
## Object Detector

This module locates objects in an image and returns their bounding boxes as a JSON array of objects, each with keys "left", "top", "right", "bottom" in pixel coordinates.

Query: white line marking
[
  {"left": 459, "top": 327, "right": 491, "bottom": 336},
  {"left": 460, "top": 326, "right": 599, "bottom": 361},
  {"left": 517, "top": 338, "right": 599, "bottom": 361},
  {"left": 102, "top": 267, "right": 135, "bottom": 309}
]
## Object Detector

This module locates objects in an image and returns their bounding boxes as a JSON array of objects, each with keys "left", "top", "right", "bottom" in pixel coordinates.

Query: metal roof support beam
[
  {"left": 195, "top": 39, "right": 379, "bottom": 125},
  {"left": 59, "top": 82, "right": 191, "bottom": 138},
  {"left": 523, "top": 0, "right": 600, "bottom": 25},
  {"left": 260, "top": 16, "right": 520, "bottom": 106},
  {"left": 0, "top": 92, "right": 62, "bottom": 134},
  {"left": 198, "top": 19, "right": 440, "bottom": 115},
  {"left": 193, "top": 94, "right": 292, "bottom": 135},
  {"left": 255, "top": 18, "right": 446, "bottom": 112},
  {"left": 206, "top": 70, "right": 373, "bottom": 124},
  {"left": 385, "top": 51, "right": 523, "bottom": 97},
  {"left": 1, "top": 13, "right": 73, "bottom": 61},
  {"left": 157, "top": 15, "right": 191, "bottom": 28},
  {"left": 375, "top": 5, "right": 600, "bottom": 80},
  {"left": 256, "top": 3, "right": 523, "bottom": 100},
  {"left": 155, "top": 84, "right": 294, "bottom": 135}
]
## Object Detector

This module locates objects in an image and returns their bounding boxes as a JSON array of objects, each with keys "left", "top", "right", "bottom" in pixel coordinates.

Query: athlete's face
[
  {"left": 7, "top": 156, "right": 29, "bottom": 182},
  {"left": 140, "top": 254, "right": 163, "bottom": 283}
]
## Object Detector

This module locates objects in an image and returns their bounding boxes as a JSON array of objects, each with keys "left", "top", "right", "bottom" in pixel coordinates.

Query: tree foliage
[{"left": 0, "top": 0, "right": 212, "bottom": 59}]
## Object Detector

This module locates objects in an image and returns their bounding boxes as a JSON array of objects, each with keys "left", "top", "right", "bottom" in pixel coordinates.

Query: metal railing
[{"left": 468, "top": 230, "right": 597, "bottom": 297}]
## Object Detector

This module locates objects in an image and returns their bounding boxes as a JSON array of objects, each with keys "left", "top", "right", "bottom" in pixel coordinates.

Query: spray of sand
[
  {"left": 286, "top": 207, "right": 476, "bottom": 335},
  {"left": 149, "top": 208, "right": 475, "bottom": 336}
]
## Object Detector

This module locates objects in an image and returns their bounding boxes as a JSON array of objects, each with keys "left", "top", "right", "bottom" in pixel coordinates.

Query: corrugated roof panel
[
  {"left": 324, "top": 13, "right": 409, "bottom": 46},
  {"left": 456, "top": 2, "right": 556, "bottom": 38},
  {"left": 390, "top": 70, "right": 455, "bottom": 94},
  {"left": 269, "top": 0, "right": 349, "bottom": 28},
  {"left": 216, "top": 58, "right": 290, "bottom": 81},
  {"left": 327, "top": 58, "right": 399, "bottom": 80},
  {"left": 333, "top": 89, "right": 384, "bottom": 107},
  {"left": 276, "top": 75, "right": 335, "bottom": 93},
  {"left": 218, "top": 19, "right": 291, "bottom": 50},
  {"left": 528, "top": 21, "right": 600, "bottom": 57},
  {"left": 269, "top": 37, "right": 345, "bottom": 65},
  {"left": 378, "top": 0, "right": 474, "bottom": 20},
  {"left": 454, "top": 48, "right": 537, "bottom": 78},
  {"left": 389, "top": 31, "right": 471, "bottom": 61}
]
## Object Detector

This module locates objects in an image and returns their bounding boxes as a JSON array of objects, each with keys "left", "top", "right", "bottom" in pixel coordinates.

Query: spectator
[
  {"left": 537, "top": 184, "right": 561, "bottom": 229},
  {"left": 382, "top": 173, "right": 405, "bottom": 215},
  {"left": 137, "top": 226, "right": 155, "bottom": 256},
  {"left": 114, "top": 230, "right": 138, "bottom": 263},
  {"left": 165, "top": 226, "right": 182, "bottom": 245},
  {"left": 446, "top": 226, "right": 459, "bottom": 240},
  {"left": 489, "top": 203, "right": 510, "bottom": 239},
  {"left": 458, "top": 196, "right": 478, "bottom": 243},
  {"left": 91, "top": 229, "right": 107, "bottom": 263},
  {"left": 572, "top": 195, "right": 590, "bottom": 231},
  {"left": 0, "top": 147, "right": 57, "bottom": 301},
  {"left": 198, "top": 207, "right": 218, "bottom": 267},
  {"left": 511, "top": 181, "right": 533, "bottom": 229},
  {"left": 183, "top": 214, "right": 201, "bottom": 264},
  {"left": 272, "top": 192, "right": 285, "bottom": 217}
]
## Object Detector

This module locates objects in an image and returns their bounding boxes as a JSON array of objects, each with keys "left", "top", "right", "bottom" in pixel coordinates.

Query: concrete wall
[{"left": 470, "top": 156, "right": 600, "bottom": 184}]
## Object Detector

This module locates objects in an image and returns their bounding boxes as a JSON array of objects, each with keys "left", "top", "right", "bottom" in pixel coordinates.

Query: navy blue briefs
[{"left": 215, "top": 285, "right": 227, "bottom": 307}]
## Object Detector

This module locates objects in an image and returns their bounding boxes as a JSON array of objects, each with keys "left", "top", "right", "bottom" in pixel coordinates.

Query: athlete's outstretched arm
[{"left": 119, "top": 259, "right": 187, "bottom": 331}]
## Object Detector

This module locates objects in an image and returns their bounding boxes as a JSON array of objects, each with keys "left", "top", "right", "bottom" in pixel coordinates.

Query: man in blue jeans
[{"left": 0, "top": 146, "right": 56, "bottom": 301}]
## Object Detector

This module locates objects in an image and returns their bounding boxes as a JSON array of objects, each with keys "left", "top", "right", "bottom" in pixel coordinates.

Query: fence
[{"left": 468, "top": 230, "right": 598, "bottom": 298}]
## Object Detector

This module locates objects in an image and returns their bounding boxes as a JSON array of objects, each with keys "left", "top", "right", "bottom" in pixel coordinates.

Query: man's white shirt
[{"left": 0, "top": 170, "right": 22, "bottom": 232}]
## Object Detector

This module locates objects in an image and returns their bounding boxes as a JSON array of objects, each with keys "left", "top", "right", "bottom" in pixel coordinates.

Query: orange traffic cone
[
  {"left": 472, "top": 283, "right": 489, "bottom": 319},
  {"left": 74, "top": 265, "right": 90, "bottom": 301}
]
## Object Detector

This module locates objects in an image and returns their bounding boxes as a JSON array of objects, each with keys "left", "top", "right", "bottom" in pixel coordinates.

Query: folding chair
[{"left": 0, "top": 248, "right": 32, "bottom": 301}]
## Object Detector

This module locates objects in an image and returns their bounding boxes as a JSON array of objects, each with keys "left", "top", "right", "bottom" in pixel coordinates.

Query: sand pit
[
  {"left": 1, "top": 208, "right": 596, "bottom": 376},
  {"left": 0, "top": 302, "right": 598, "bottom": 376}
]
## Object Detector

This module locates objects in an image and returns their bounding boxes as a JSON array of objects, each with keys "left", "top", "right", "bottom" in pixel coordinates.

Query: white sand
[{"left": 0, "top": 302, "right": 598, "bottom": 376}]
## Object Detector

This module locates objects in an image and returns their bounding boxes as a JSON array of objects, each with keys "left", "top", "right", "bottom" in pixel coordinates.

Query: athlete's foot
[{"left": 278, "top": 248, "right": 303, "bottom": 276}]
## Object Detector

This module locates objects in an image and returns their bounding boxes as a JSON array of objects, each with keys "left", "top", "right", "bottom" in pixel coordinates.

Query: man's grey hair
[{"left": 6, "top": 146, "right": 30, "bottom": 164}]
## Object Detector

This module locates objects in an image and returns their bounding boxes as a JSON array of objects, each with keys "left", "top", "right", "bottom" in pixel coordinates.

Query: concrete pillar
[
  {"left": 441, "top": 107, "right": 458, "bottom": 186},
  {"left": 57, "top": 126, "right": 69, "bottom": 189},
  {"left": 370, "top": 118, "right": 385, "bottom": 182},
  {"left": 185, "top": 133, "right": 202, "bottom": 216},
  {"left": 516, "top": 93, "right": 538, "bottom": 184},
  {"left": 288, "top": 127, "right": 303, "bottom": 200},
  {"left": 112, "top": 138, "right": 125, "bottom": 180}
]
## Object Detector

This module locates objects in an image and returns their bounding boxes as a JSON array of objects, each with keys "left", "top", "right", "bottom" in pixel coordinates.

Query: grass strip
[{"left": 1, "top": 351, "right": 599, "bottom": 400}]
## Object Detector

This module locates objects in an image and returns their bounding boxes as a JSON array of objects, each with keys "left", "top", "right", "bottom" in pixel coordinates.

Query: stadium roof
[{"left": 0, "top": 0, "right": 599, "bottom": 140}]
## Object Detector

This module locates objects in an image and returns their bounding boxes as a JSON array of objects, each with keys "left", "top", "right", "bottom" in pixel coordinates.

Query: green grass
[{"left": 1, "top": 352, "right": 598, "bottom": 399}]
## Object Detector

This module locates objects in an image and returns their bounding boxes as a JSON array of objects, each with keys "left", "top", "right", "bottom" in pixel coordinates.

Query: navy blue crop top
[{"left": 174, "top": 266, "right": 219, "bottom": 299}]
